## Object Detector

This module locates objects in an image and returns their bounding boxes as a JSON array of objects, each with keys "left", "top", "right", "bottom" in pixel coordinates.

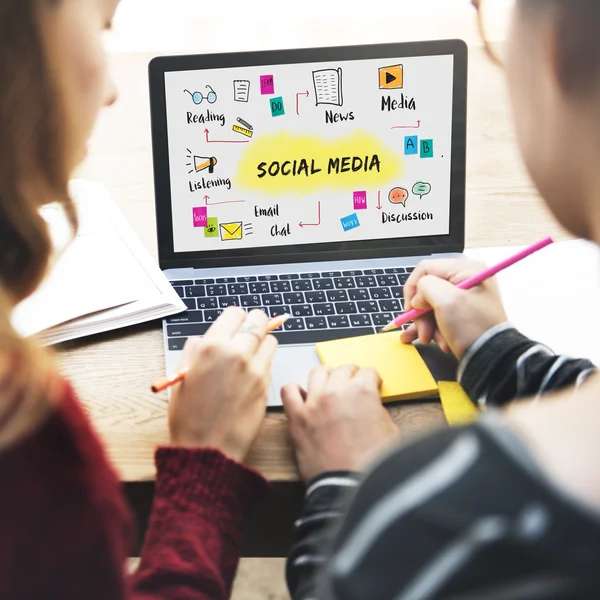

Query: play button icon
[{"left": 379, "top": 64, "right": 404, "bottom": 90}]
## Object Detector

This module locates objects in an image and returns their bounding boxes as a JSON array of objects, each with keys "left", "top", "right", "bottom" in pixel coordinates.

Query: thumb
[
  {"left": 281, "top": 383, "right": 305, "bottom": 420},
  {"left": 412, "top": 275, "right": 463, "bottom": 312}
]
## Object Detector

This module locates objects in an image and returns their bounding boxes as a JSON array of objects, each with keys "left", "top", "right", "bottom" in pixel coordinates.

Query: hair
[
  {"left": 521, "top": 0, "right": 600, "bottom": 94},
  {"left": 0, "top": 0, "right": 77, "bottom": 443}
]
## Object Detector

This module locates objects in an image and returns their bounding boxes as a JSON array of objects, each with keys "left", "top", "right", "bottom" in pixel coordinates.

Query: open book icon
[{"left": 312, "top": 67, "right": 343, "bottom": 107}]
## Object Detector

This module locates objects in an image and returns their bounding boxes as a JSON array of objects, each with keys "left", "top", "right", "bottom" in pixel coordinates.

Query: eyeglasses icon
[{"left": 184, "top": 85, "right": 217, "bottom": 105}]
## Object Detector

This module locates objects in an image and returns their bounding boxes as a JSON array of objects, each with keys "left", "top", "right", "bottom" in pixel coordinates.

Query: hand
[
  {"left": 400, "top": 258, "right": 508, "bottom": 359},
  {"left": 281, "top": 365, "right": 399, "bottom": 483},
  {"left": 169, "top": 307, "right": 278, "bottom": 462}
]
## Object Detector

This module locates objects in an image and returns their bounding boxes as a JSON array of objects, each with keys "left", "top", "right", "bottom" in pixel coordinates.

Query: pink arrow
[
  {"left": 295, "top": 90, "right": 310, "bottom": 116},
  {"left": 299, "top": 201, "right": 321, "bottom": 227},
  {"left": 204, "top": 128, "right": 249, "bottom": 144},
  {"left": 376, "top": 191, "right": 382, "bottom": 210},
  {"left": 391, "top": 120, "right": 421, "bottom": 130}
]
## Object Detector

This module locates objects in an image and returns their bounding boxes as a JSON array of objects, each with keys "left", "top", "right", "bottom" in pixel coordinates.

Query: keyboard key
[
  {"left": 292, "top": 280, "right": 313, "bottom": 292},
  {"left": 406, "top": 267, "right": 415, "bottom": 273},
  {"left": 305, "top": 290, "right": 326, "bottom": 303},
  {"left": 279, "top": 273, "right": 299, "bottom": 280},
  {"left": 314, "top": 303, "right": 335, "bottom": 316},
  {"left": 291, "top": 304, "right": 313, "bottom": 317},
  {"left": 350, "top": 314, "right": 372, "bottom": 327},
  {"left": 398, "top": 274, "right": 411, "bottom": 285},
  {"left": 183, "top": 298, "right": 196, "bottom": 310},
  {"left": 370, "top": 288, "right": 391, "bottom": 300},
  {"left": 327, "top": 290, "right": 348, "bottom": 302},
  {"left": 364, "top": 269, "right": 384, "bottom": 275},
  {"left": 306, "top": 316, "right": 328, "bottom": 329},
  {"left": 284, "top": 292, "right": 305, "bottom": 305},
  {"left": 216, "top": 277, "right": 236, "bottom": 283},
  {"left": 333, "top": 277, "right": 356, "bottom": 289},
  {"left": 228, "top": 283, "right": 248, "bottom": 295},
  {"left": 206, "top": 285, "right": 226, "bottom": 296},
  {"left": 300, "top": 273, "right": 321, "bottom": 279},
  {"left": 313, "top": 278, "right": 334, "bottom": 290},
  {"left": 263, "top": 294, "right": 283, "bottom": 306},
  {"left": 204, "top": 309, "right": 223, "bottom": 322},
  {"left": 172, "top": 280, "right": 194, "bottom": 286},
  {"left": 197, "top": 297, "right": 218, "bottom": 309},
  {"left": 237, "top": 276, "right": 257, "bottom": 282},
  {"left": 185, "top": 285, "right": 206, "bottom": 298},
  {"left": 173, "top": 287, "right": 184, "bottom": 298},
  {"left": 269, "top": 305, "right": 290, "bottom": 318},
  {"left": 390, "top": 287, "right": 404, "bottom": 299},
  {"left": 357, "top": 301, "right": 379, "bottom": 313},
  {"left": 372, "top": 313, "right": 394, "bottom": 327},
  {"left": 271, "top": 328, "right": 372, "bottom": 345},
  {"left": 270, "top": 281, "right": 291, "bottom": 293},
  {"left": 284, "top": 318, "right": 306, "bottom": 331},
  {"left": 166, "top": 311, "right": 205, "bottom": 324},
  {"left": 342, "top": 270, "right": 363, "bottom": 276},
  {"left": 258, "top": 274, "right": 279, "bottom": 281},
  {"left": 167, "top": 323, "right": 211, "bottom": 337},
  {"left": 321, "top": 271, "right": 342, "bottom": 277},
  {"left": 327, "top": 315, "right": 350, "bottom": 328},
  {"left": 384, "top": 267, "right": 406, "bottom": 274},
  {"left": 256, "top": 306, "right": 269, "bottom": 315},
  {"left": 168, "top": 337, "right": 188, "bottom": 351},
  {"left": 377, "top": 275, "right": 398, "bottom": 286},
  {"left": 356, "top": 276, "right": 376, "bottom": 288},
  {"left": 195, "top": 278, "right": 214, "bottom": 285},
  {"left": 219, "top": 296, "right": 239, "bottom": 308},
  {"left": 349, "top": 289, "right": 369, "bottom": 301},
  {"left": 380, "top": 299, "right": 402, "bottom": 312},
  {"left": 250, "top": 282, "right": 269, "bottom": 294},
  {"left": 240, "top": 295, "right": 262, "bottom": 307},
  {"left": 335, "top": 302, "right": 357, "bottom": 315}
]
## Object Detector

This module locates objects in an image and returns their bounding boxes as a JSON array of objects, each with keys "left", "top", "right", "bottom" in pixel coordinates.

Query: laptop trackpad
[{"left": 268, "top": 345, "right": 321, "bottom": 407}]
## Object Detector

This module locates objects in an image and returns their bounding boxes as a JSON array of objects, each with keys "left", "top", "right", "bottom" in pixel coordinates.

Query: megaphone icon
[{"left": 194, "top": 155, "right": 218, "bottom": 174}]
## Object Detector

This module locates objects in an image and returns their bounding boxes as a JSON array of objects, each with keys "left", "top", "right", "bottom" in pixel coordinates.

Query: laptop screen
[{"left": 151, "top": 42, "right": 467, "bottom": 268}]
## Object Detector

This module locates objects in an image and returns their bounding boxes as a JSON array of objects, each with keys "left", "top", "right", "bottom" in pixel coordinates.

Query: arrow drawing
[
  {"left": 376, "top": 191, "right": 382, "bottom": 210},
  {"left": 204, "top": 128, "right": 249, "bottom": 144},
  {"left": 299, "top": 201, "right": 321, "bottom": 228},
  {"left": 391, "top": 120, "right": 421, "bottom": 130},
  {"left": 295, "top": 90, "right": 310, "bottom": 116},
  {"left": 204, "top": 195, "right": 245, "bottom": 206}
]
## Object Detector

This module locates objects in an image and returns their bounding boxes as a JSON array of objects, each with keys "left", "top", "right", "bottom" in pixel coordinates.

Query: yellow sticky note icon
[
  {"left": 220, "top": 222, "right": 243, "bottom": 241},
  {"left": 438, "top": 382, "right": 479, "bottom": 426}
]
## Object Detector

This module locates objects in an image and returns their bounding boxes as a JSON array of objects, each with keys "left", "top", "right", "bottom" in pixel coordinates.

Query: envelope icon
[{"left": 220, "top": 221, "right": 243, "bottom": 241}]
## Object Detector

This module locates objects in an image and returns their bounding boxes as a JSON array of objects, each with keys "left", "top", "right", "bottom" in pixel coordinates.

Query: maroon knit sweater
[{"left": 0, "top": 379, "right": 268, "bottom": 599}]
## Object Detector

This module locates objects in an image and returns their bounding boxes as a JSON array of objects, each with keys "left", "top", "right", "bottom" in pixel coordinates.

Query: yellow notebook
[
  {"left": 438, "top": 381, "right": 479, "bottom": 426},
  {"left": 315, "top": 334, "right": 438, "bottom": 403}
]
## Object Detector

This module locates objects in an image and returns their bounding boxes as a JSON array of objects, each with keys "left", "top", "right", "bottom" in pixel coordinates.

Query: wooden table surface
[{"left": 58, "top": 46, "right": 567, "bottom": 488}]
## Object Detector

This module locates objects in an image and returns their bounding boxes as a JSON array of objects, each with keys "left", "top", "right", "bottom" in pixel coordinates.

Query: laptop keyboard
[{"left": 165, "top": 266, "right": 415, "bottom": 350}]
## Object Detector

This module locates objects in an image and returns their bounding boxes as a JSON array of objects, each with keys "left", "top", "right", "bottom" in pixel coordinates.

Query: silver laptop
[{"left": 149, "top": 40, "right": 467, "bottom": 406}]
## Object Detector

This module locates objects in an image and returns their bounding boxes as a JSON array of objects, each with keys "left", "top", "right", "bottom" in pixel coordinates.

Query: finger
[
  {"left": 203, "top": 306, "right": 247, "bottom": 341},
  {"left": 414, "top": 314, "right": 436, "bottom": 346},
  {"left": 328, "top": 364, "right": 360, "bottom": 387},
  {"left": 353, "top": 367, "right": 383, "bottom": 391},
  {"left": 251, "top": 334, "right": 279, "bottom": 374},
  {"left": 433, "top": 330, "right": 451, "bottom": 354},
  {"left": 281, "top": 382, "right": 306, "bottom": 419},
  {"left": 306, "top": 366, "right": 331, "bottom": 398},
  {"left": 232, "top": 309, "right": 270, "bottom": 356},
  {"left": 179, "top": 336, "right": 203, "bottom": 369},
  {"left": 400, "top": 324, "right": 418, "bottom": 344},
  {"left": 416, "top": 275, "right": 464, "bottom": 313}
]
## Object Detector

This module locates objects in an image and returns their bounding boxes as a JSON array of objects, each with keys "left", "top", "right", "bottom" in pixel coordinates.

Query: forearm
[
  {"left": 130, "top": 447, "right": 268, "bottom": 600},
  {"left": 459, "top": 323, "right": 596, "bottom": 407},
  {"left": 287, "top": 471, "right": 361, "bottom": 600}
]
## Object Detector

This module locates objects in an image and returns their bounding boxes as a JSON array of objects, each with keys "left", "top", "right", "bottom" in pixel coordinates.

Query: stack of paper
[{"left": 11, "top": 180, "right": 185, "bottom": 345}]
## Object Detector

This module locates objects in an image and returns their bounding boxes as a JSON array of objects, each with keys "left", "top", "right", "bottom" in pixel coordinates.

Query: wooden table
[{"left": 58, "top": 47, "right": 568, "bottom": 555}]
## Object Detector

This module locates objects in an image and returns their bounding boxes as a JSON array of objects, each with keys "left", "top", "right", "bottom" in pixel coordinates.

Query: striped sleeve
[{"left": 458, "top": 324, "right": 596, "bottom": 408}]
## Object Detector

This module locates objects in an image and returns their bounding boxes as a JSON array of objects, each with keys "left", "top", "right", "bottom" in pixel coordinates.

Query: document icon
[{"left": 220, "top": 221, "right": 243, "bottom": 241}]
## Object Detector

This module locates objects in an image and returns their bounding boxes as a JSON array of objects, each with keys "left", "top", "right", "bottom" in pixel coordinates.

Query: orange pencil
[{"left": 151, "top": 313, "right": 290, "bottom": 393}]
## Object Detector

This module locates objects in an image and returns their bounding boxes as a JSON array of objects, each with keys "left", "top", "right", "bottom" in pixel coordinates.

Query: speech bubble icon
[
  {"left": 388, "top": 187, "right": 409, "bottom": 206},
  {"left": 412, "top": 182, "right": 431, "bottom": 199}
]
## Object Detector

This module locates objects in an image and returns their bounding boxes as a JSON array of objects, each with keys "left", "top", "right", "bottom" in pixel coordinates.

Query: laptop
[{"left": 149, "top": 40, "right": 467, "bottom": 406}]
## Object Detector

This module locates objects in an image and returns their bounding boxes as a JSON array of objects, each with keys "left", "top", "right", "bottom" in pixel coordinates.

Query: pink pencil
[{"left": 379, "top": 236, "right": 554, "bottom": 333}]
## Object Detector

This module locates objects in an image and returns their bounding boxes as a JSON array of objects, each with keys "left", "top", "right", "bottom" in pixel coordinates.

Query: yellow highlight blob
[{"left": 234, "top": 130, "right": 404, "bottom": 197}]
